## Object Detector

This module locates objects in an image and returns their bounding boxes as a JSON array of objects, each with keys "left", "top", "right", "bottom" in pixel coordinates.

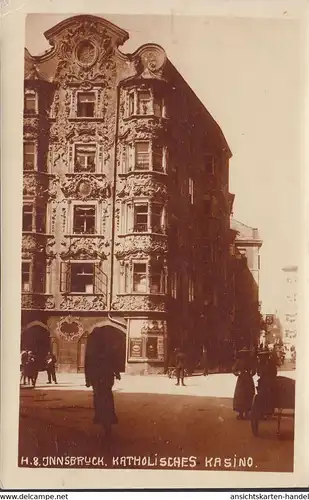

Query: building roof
[{"left": 230, "top": 218, "right": 262, "bottom": 246}]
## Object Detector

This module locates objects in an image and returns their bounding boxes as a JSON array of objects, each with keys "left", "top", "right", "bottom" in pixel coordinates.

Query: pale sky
[{"left": 25, "top": 13, "right": 302, "bottom": 313}]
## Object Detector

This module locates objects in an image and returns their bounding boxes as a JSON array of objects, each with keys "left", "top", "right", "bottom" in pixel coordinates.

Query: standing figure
[
  {"left": 256, "top": 349, "right": 277, "bottom": 415},
  {"left": 46, "top": 351, "right": 58, "bottom": 384},
  {"left": 175, "top": 347, "right": 186, "bottom": 386},
  {"left": 232, "top": 348, "right": 256, "bottom": 420},
  {"left": 20, "top": 349, "right": 29, "bottom": 385},
  {"left": 202, "top": 346, "right": 209, "bottom": 376},
  {"left": 85, "top": 328, "right": 121, "bottom": 441}
]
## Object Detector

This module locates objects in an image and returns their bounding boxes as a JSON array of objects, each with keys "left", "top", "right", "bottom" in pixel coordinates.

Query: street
[{"left": 19, "top": 368, "right": 295, "bottom": 472}]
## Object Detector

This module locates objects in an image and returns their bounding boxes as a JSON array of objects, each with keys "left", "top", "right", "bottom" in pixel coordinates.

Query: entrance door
[
  {"left": 21, "top": 324, "right": 51, "bottom": 371},
  {"left": 85, "top": 326, "right": 126, "bottom": 373}
]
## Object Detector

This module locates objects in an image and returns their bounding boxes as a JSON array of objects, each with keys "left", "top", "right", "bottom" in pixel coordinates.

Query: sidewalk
[{"left": 31, "top": 367, "right": 296, "bottom": 399}]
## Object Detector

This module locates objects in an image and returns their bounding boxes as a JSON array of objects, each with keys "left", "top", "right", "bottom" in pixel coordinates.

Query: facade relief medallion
[
  {"left": 56, "top": 316, "right": 84, "bottom": 342},
  {"left": 61, "top": 174, "right": 111, "bottom": 200}
]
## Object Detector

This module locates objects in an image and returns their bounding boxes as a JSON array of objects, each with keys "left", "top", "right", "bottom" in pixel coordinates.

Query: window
[
  {"left": 73, "top": 205, "right": 96, "bottom": 234},
  {"left": 36, "top": 206, "right": 46, "bottom": 233},
  {"left": 133, "top": 263, "right": 147, "bottom": 293},
  {"left": 34, "top": 261, "right": 45, "bottom": 293},
  {"left": 188, "top": 275, "right": 194, "bottom": 302},
  {"left": 132, "top": 203, "right": 164, "bottom": 233},
  {"left": 135, "top": 142, "right": 150, "bottom": 170},
  {"left": 77, "top": 92, "right": 95, "bottom": 117},
  {"left": 170, "top": 272, "right": 177, "bottom": 299},
  {"left": 153, "top": 96, "right": 163, "bottom": 117},
  {"left": 24, "top": 92, "right": 37, "bottom": 114},
  {"left": 153, "top": 145, "right": 164, "bottom": 172},
  {"left": 128, "top": 92, "right": 135, "bottom": 116},
  {"left": 24, "top": 143, "right": 35, "bottom": 170},
  {"left": 71, "top": 263, "right": 95, "bottom": 293},
  {"left": 23, "top": 204, "right": 33, "bottom": 231},
  {"left": 203, "top": 196, "right": 212, "bottom": 216},
  {"left": 60, "top": 262, "right": 107, "bottom": 296},
  {"left": 150, "top": 262, "right": 166, "bottom": 294},
  {"left": 189, "top": 178, "right": 194, "bottom": 204},
  {"left": 22, "top": 262, "right": 31, "bottom": 292},
  {"left": 205, "top": 155, "right": 215, "bottom": 174},
  {"left": 137, "top": 91, "right": 152, "bottom": 115},
  {"left": 74, "top": 144, "right": 96, "bottom": 172},
  {"left": 134, "top": 204, "right": 148, "bottom": 232}
]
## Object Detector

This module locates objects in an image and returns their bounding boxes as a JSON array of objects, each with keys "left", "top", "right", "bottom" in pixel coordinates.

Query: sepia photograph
[{"left": 1, "top": 0, "right": 307, "bottom": 488}]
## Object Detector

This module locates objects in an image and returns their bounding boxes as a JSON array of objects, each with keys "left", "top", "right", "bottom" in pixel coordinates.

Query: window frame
[
  {"left": 132, "top": 261, "right": 148, "bottom": 294},
  {"left": 21, "top": 260, "right": 32, "bottom": 292},
  {"left": 76, "top": 91, "right": 96, "bottom": 118},
  {"left": 60, "top": 260, "right": 107, "bottom": 296},
  {"left": 74, "top": 143, "right": 97, "bottom": 173},
  {"left": 122, "top": 141, "right": 167, "bottom": 173},
  {"left": 23, "top": 142, "right": 37, "bottom": 171},
  {"left": 129, "top": 201, "right": 166, "bottom": 234},
  {"left": 71, "top": 203, "right": 97, "bottom": 235},
  {"left": 22, "top": 203, "right": 34, "bottom": 232},
  {"left": 126, "top": 88, "right": 165, "bottom": 118},
  {"left": 24, "top": 91, "right": 38, "bottom": 115}
]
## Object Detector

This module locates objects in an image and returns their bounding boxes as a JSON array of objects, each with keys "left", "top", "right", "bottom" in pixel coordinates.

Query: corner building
[{"left": 22, "top": 15, "right": 233, "bottom": 373}]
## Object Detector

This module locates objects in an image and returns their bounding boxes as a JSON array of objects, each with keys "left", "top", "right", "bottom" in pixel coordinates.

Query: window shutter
[
  {"left": 60, "top": 262, "right": 71, "bottom": 293},
  {"left": 127, "top": 203, "right": 133, "bottom": 233},
  {"left": 94, "top": 263, "right": 108, "bottom": 305}
]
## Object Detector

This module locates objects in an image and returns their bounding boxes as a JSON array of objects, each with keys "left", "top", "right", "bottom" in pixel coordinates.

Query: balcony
[
  {"left": 60, "top": 294, "right": 107, "bottom": 311},
  {"left": 21, "top": 293, "right": 55, "bottom": 310},
  {"left": 112, "top": 294, "right": 167, "bottom": 313}
]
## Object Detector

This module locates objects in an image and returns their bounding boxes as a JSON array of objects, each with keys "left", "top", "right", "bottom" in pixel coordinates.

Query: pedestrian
[
  {"left": 175, "top": 347, "right": 186, "bottom": 386},
  {"left": 46, "top": 351, "right": 58, "bottom": 384},
  {"left": 232, "top": 347, "right": 256, "bottom": 420},
  {"left": 202, "top": 346, "right": 209, "bottom": 376},
  {"left": 20, "top": 349, "right": 29, "bottom": 385},
  {"left": 256, "top": 349, "right": 277, "bottom": 416},
  {"left": 85, "top": 328, "right": 121, "bottom": 441}
]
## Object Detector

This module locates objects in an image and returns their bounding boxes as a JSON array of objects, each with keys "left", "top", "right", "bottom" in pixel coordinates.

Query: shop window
[
  {"left": 24, "top": 92, "right": 37, "bottom": 115},
  {"left": 23, "top": 204, "right": 33, "bottom": 231},
  {"left": 24, "top": 143, "right": 36, "bottom": 170},
  {"left": 133, "top": 263, "right": 147, "bottom": 293},
  {"left": 74, "top": 144, "right": 96, "bottom": 172},
  {"left": 73, "top": 205, "right": 96, "bottom": 234},
  {"left": 146, "top": 337, "right": 158, "bottom": 359},
  {"left": 21, "top": 262, "right": 31, "bottom": 292},
  {"left": 77, "top": 92, "right": 95, "bottom": 117}
]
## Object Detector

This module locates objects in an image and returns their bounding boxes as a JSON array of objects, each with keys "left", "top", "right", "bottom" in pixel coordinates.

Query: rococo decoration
[{"left": 56, "top": 316, "right": 84, "bottom": 342}]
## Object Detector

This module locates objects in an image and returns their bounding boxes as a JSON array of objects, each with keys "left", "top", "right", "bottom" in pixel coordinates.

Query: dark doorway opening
[
  {"left": 86, "top": 326, "right": 126, "bottom": 373},
  {"left": 21, "top": 324, "right": 51, "bottom": 371}
]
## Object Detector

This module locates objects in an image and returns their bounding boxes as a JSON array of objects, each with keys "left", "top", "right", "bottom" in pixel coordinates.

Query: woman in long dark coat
[
  {"left": 232, "top": 348, "right": 256, "bottom": 420},
  {"left": 85, "top": 328, "right": 121, "bottom": 440}
]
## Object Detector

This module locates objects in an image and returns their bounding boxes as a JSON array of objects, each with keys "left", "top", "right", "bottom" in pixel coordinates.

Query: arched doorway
[
  {"left": 86, "top": 325, "right": 126, "bottom": 373},
  {"left": 21, "top": 322, "right": 51, "bottom": 370}
]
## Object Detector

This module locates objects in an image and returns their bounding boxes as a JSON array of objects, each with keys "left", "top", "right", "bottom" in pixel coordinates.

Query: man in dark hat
[{"left": 232, "top": 347, "right": 256, "bottom": 419}]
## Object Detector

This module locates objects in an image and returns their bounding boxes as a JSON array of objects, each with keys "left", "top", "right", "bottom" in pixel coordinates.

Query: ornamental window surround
[
  {"left": 123, "top": 260, "right": 167, "bottom": 294},
  {"left": 122, "top": 141, "right": 167, "bottom": 173},
  {"left": 60, "top": 261, "right": 107, "bottom": 296},
  {"left": 122, "top": 201, "right": 166, "bottom": 234},
  {"left": 24, "top": 91, "right": 38, "bottom": 115},
  {"left": 74, "top": 144, "right": 96, "bottom": 173},
  {"left": 126, "top": 88, "right": 166, "bottom": 118},
  {"left": 23, "top": 142, "right": 37, "bottom": 171}
]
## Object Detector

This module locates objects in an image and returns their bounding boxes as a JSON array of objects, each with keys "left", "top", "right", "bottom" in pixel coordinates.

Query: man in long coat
[
  {"left": 175, "top": 348, "right": 186, "bottom": 386},
  {"left": 85, "top": 328, "right": 121, "bottom": 440}
]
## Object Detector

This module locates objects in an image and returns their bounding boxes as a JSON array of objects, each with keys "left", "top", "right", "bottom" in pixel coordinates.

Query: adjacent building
[
  {"left": 21, "top": 14, "right": 260, "bottom": 373},
  {"left": 279, "top": 266, "right": 298, "bottom": 358}
]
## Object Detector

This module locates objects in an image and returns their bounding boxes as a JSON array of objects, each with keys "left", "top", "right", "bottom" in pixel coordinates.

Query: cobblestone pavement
[{"left": 19, "top": 368, "right": 295, "bottom": 473}]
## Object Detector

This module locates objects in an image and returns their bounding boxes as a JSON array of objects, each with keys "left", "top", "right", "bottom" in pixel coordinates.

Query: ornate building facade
[{"left": 21, "top": 14, "right": 241, "bottom": 373}]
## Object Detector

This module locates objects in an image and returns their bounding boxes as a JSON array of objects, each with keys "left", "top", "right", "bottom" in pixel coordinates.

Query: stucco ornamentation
[
  {"left": 115, "top": 235, "right": 167, "bottom": 259},
  {"left": 21, "top": 294, "right": 55, "bottom": 310},
  {"left": 60, "top": 174, "right": 111, "bottom": 200},
  {"left": 56, "top": 315, "right": 84, "bottom": 341},
  {"left": 141, "top": 319, "right": 167, "bottom": 335},
  {"left": 23, "top": 174, "right": 49, "bottom": 199},
  {"left": 60, "top": 295, "right": 107, "bottom": 311},
  {"left": 60, "top": 236, "right": 109, "bottom": 259},
  {"left": 117, "top": 175, "right": 167, "bottom": 201},
  {"left": 112, "top": 294, "right": 166, "bottom": 312}
]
